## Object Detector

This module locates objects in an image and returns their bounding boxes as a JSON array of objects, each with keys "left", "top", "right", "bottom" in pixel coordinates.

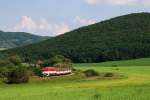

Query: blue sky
[{"left": 0, "top": 0, "right": 150, "bottom": 36}]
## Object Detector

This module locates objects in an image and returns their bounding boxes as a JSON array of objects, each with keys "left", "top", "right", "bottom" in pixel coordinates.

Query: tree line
[{"left": 0, "top": 55, "right": 72, "bottom": 84}]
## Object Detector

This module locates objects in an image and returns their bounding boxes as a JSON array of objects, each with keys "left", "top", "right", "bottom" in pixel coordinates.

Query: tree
[
  {"left": 5, "top": 66, "right": 30, "bottom": 84},
  {"left": 0, "top": 59, "right": 15, "bottom": 79},
  {"left": 62, "top": 58, "right": 72, "bottom": 68},
  {"left": 32, "top": 67, "right": 42, "bottom": 77},
  {"left": 0, "top": 67, "right": 9, "bottom": 78},
  {"left": 8, "top": 55, "right": 22, "bottom": 66},
  {"left": 0, "top": 56, "right": 30, "bottom": 84},
  {"left": 50, "top": 55, "right": 64, "bottom": 66},
  {"left": 42, "top": 55, "right": 72, "bottom": 68}
]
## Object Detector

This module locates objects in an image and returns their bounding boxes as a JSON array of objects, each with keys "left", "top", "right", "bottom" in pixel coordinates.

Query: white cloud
[
  {"left": 14, "top": 16, "right": 70, "bottom": 36},
  {"left": 84, "top": 0, "right": 150, "bottom": 6},
  {"left": 74, "top": 16, "right": 96, "bottom": 26},
  {"left": 53, "top": 24, "right": 70, "bottom": 35},
  {"left": 14, "top": 16, "right": 37, "bottom": 31},
  {"left": 13, "top": 16, "right": 96, "bottom": 36}
]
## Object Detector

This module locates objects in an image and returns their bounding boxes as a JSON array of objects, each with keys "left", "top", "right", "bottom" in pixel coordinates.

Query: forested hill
[
  {"left": 2, "top": 13, "right": 150, "bottom": 63},
  {"left": 0, "top": 31, "right": 48, "bottom": 49}
]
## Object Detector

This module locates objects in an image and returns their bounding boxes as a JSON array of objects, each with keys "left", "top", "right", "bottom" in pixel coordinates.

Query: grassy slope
[
  {"left": 0, "top": 59, "right": 150, "bottom": 100},
  {"left": 74, "top": 58, "right": 150, "bottom": 67}
]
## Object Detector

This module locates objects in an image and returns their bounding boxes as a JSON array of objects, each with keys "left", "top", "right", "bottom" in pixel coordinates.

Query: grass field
[
  {"left": 0, "top": 59, "right": 150, "bottom": 100},
  {"left": 74, "top": 58, "right": 150, "bottom": 67}
]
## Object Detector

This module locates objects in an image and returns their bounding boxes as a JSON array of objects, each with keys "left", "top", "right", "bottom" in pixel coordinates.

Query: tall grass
[{"left": 1, "top": 85, "right": 150, "bottom": 100}]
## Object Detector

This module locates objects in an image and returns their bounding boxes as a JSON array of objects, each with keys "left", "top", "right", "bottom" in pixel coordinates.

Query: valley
[{"left": 0, "top": 13, "right": 150, "bottom": 100}]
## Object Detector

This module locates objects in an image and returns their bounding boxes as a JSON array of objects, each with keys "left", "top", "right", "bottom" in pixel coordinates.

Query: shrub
[
  {"left": 72, "top": 68, "right": 77, "bottom": 71},
  {"left": 32, "top": 67, "right": 43, "bottom": 77},
  {"left": 83, "top": 69, "right": 99, "bottom": 77},
  {"left": 104, "top": 72, "right": 114, "bottom": 77},
  {"left": 111, "top": 65, "right": 118, "bottom": 67},
  {"left": 5, "top": 66, "right": 30, "bottom": 84},
  {"left": 72, "top": 68, "right": 82, "bottom": 74}
]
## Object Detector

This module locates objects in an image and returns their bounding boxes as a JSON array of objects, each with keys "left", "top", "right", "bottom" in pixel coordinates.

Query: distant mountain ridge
[
  {"left": 1, "top": 13, "right": 150, "bottom": 63},
  {"left": 0, "top": 31, "right": 48, "bottom": 49}
]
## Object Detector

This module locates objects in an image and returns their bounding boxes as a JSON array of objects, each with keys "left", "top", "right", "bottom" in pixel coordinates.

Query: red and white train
[{"left": 42, "top": 67, "right": 72, "bottom": 76}]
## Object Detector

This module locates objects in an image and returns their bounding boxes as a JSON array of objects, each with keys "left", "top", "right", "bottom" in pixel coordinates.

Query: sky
[{"left": 0, "top": 0, "right": 150, "bottom": 36}]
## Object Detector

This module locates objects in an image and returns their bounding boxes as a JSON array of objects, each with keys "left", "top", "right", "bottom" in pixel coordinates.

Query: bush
[
  {"left": 83, "top": 69, "right": 99, "bottom": 77},
  {"left": 72, "top": 68, "right": 82, "bottom": 74},
  {"left": 111, "top": 65, "right": 118, "bottom": 67},
  {"left": 5, "top": 66, "right": 30, "bottom": 84},
  {"left": 104, "top": 72, "right": 114, "bottom": 77},
  {"left": 72, "top": 68, "right": 77, "bottom": 71},
  {"left": 32, "top": 67, "right": 43, "bottom": 77}
]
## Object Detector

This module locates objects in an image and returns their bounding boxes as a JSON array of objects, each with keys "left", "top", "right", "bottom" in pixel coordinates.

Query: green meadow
[{"left": 0, "top": 59, "right": 150, "bottom": 100}]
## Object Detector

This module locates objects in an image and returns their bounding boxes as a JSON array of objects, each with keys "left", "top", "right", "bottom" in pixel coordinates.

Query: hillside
[
  {"left": 2, "top": 13, "right": 150, "bottom": 63},
  {"left": 0, "top": 31, "right": 48, "bottom": 49}
]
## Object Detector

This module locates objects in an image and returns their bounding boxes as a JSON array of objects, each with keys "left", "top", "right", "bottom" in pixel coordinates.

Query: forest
[{"left": 1, "top": 13, "right": 150, "bottom": 63}]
